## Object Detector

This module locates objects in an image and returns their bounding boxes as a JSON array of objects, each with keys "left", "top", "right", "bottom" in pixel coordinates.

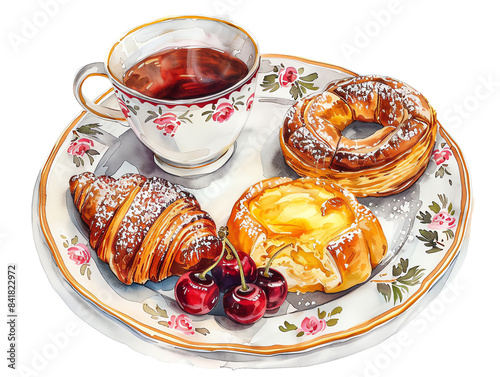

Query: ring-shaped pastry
[{"left": 280, "top": 75, "right": 438, "bottom": 197}]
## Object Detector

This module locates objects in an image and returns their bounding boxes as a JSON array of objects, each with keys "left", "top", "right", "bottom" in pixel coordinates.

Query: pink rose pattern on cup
[
  {"left": 212, "top": 102, "right": 235, "bottom": 123},
  {"left": 117, "top": 97, "right": 131, "bottom": 118},
  {"left": 246, "top": 93, "right": 255, "bottom": 111},
  {"left": 153, "top": 113, "right": 182, "bottom": 136},
  {"left": 126, "top": 91, "right": 252, "bottom": 138},
  {"left": 201, "top": 95, "right": 246, "bottom": 124}
]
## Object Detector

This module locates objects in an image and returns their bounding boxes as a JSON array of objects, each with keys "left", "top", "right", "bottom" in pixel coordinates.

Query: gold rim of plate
[{"left": 37, "top": 54, "right": 472, "bottom": 355}]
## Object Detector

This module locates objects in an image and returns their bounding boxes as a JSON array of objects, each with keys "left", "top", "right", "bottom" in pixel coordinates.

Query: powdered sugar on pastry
[
  {"left": 226, "top": 177, "right": 387, "bottom": 293},
  {"left": 280, "top": 75, "right": 437, "bottom": 197}
]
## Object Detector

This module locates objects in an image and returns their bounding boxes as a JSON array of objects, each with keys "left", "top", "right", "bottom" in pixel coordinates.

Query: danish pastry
[
  {"left": 226, "top": 177, "right": 388, "bottom": 293},
  {"left": 280, "top": 75, "right": 437, "bottom": 197},
  {"left": 69, "top": 172, "right": 221, "bottom": 284}
]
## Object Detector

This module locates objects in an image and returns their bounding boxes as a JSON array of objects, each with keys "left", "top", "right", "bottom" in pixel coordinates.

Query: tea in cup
[{"left": 73, "top": 15, "right": 260, "bottom": 176}]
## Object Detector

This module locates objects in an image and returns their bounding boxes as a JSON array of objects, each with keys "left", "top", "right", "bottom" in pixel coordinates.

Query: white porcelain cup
[{"left": 73, "top": 15, "right": 260, "bottom": 176}]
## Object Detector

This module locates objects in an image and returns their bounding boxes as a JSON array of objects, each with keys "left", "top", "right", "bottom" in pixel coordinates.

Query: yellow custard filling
[{"left": 248, "top": 181, "right": 357, "bottom": 292}]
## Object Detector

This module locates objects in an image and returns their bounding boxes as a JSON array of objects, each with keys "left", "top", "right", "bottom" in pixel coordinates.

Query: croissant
[
  {"left": 226, "top": 177, "right": 388, "bottom": 293},
  {"left": 69, "top": 172, "right": 221, "bottom": 285}
]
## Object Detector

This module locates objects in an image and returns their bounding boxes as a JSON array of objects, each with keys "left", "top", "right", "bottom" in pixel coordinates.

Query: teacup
[{"left": 73, "top": 15, "right": 260, "bottom": 176}]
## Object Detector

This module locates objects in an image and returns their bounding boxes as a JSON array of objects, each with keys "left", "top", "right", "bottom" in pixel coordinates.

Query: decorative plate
[{"left": 33, "top": 54, "right": 471, "bottom": 368}]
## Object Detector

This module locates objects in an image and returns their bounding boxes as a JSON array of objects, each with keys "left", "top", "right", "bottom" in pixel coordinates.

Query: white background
[{"left": 1, "top": 0, "right": 498, "bottom": 376}]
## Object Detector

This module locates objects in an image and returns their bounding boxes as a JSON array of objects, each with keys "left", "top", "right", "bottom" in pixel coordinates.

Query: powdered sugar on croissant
[{"left": 69, "top": 172, "right": 221, "bottom": 285}]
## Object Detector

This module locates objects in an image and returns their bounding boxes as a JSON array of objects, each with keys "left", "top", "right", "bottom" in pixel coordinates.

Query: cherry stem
[
  {"left": 223, "top": 243, "right": 234, "bottom": 260},
  {"left": 198, "top": 239, "right": 226, "bottom": 280},
  {"left": 218, "top": 226, "right": 234, "bottom": 260},
  {"left": 264, "top": 243, "right": 294, "bottom": 277},
  {"left": 224, "top": 235, "right": 248, "bottom": 292}
]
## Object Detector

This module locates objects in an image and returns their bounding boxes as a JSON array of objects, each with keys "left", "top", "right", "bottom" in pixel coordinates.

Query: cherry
[
  {"left": 254, "top": 243, "right": 292, "bottom": 311},
  {"left": 211, "top": 250, "right": 257, "bottom": 292},
  {"left": 255, "top": 268, "right": 288, "bottom": 311},
  {"left": 223, "top": 283, "right": 267, "bottom": 325},
  {"left": 174, "top": 240, "right": 225, "bottom": 315},
  {"left": 211, "top": 228, "right": 257, "bottom": 292},
  {"left": 221, "top": 238, "right": 266, "bottom": 324},
  {"left": 174, "top": 271, "right": 219, "bottom": 315}
]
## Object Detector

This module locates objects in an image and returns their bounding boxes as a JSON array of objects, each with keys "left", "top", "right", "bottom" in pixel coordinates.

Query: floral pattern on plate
[
  {"left": 261, "top": 63, "right": 319, "bottom": 99},
  {"left": 34, "top": 55, "right": 471, "bottom": 362}
]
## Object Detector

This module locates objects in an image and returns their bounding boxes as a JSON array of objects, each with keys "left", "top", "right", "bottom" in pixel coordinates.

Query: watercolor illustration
[{"left": 33, "top": 15, "right": 471, "bottom": 369}]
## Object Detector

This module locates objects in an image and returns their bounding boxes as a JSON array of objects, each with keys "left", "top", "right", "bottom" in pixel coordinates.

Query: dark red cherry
[
  {"left": 223, "top": 283, "right": 267, "bottom": 324},
  {"left": 174, "top": 271, "right": 220, "bottom": 315},
  {"left": 255, "top": 267, "right": 288, "bottom": 311},
  {"left": 211, "top": 250, "right": 257, "bottom": 292},
  {"left": 174, "top": 234, "right": 228, "bottom": 315}
]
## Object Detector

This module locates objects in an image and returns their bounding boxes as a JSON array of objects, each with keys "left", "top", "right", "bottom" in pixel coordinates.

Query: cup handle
[{"left": 73, "top": 62, "right": 126, "bottom": 121}]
